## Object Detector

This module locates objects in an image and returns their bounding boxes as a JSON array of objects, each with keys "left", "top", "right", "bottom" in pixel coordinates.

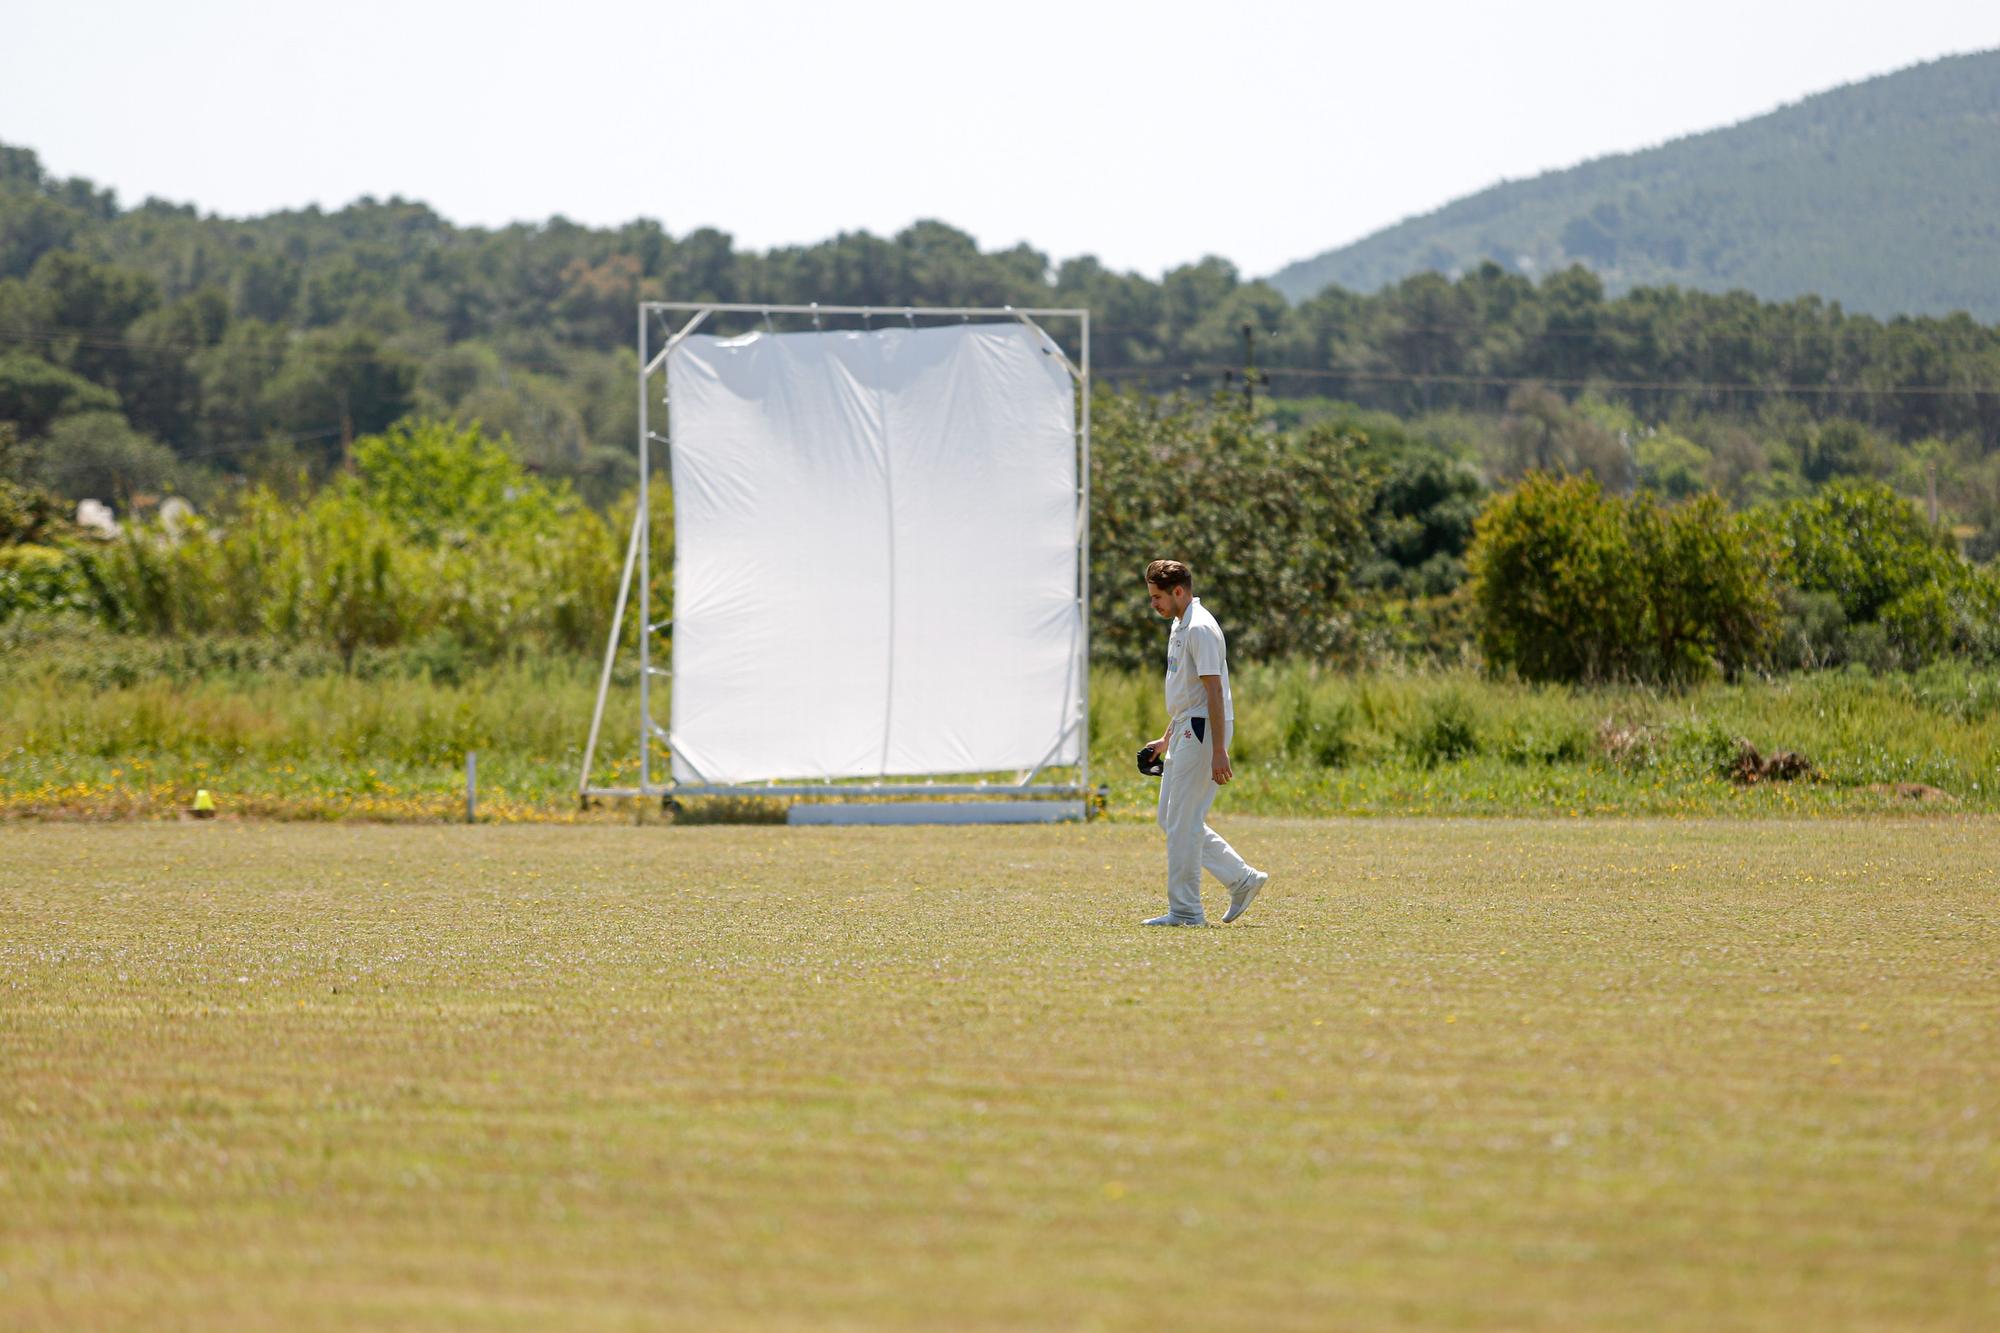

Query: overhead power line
[
  {"left": 7, "top": 327, "right": 1998, "bottom": 401},
  {"left": 1095, "top": 364, "right": 2000, "bottom": 399},
  {"left": 0, "top": 328, "right": 595, "bottom": 377}
]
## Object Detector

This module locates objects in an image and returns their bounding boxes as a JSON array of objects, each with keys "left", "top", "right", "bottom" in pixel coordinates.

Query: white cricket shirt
[{"left": 1164, "top": 596, "right": 1234, "bottom": 723}]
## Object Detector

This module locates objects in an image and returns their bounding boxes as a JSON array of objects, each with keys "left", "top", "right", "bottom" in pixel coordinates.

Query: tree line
[
  {"left": 5, "top": 139, "right": 2000, "bottom": 512},
  {"left": 4, "top": 137, "right": 1999, "bottom": 663},
  {"left": 8, "top": 403, "right": 1994, "bottom": 689}
]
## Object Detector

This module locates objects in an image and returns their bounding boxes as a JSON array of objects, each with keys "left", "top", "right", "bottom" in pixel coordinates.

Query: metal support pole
[
  {"left": 466, "top": 751, "right": 477, "bottom": 824},
  {"left": 638, "top": 307, "right": 651, "bottom": 797},
  {"left": 577, "top": 497, "right": 645, "bottom": 798},
  {"left": 1079, "top": 310, "right": 1093, "bottom": 815}
]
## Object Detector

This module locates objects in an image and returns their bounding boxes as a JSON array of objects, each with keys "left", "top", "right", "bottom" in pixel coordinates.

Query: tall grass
[
  {"left": 1094, "top": 658, "right": 2000, "bottom": 813},
  {"left": 6, "top": 618, "right": 1998, "bottom": 820}
]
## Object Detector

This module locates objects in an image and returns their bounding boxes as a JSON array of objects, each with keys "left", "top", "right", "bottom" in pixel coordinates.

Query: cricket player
[{"left": 1138, "top": 560, "right": 1268, "bottom": 926}]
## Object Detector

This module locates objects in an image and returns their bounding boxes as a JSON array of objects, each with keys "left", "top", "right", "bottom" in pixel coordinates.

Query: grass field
[{"left": 3, "top": 818, "right": 1996, "bottom": 1329}]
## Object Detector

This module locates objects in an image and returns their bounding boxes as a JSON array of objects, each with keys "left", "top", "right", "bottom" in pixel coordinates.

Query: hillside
[{"left": 1270, "top": 51, "right": 2000, "bottom": 318}]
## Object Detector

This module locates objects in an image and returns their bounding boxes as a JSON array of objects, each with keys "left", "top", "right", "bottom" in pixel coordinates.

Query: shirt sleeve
[{"left": 1189, "top": 622, "right": 1224, "bottom": 675}]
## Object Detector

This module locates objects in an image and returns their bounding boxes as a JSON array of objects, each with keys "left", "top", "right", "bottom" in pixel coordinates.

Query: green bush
[
  {"left": 0, "top": 543, "right": 90, "bottom": 622},
  {"left": 1627, "top": 491, "right": 1780, "bottom": 683},
  {"left": 1765, "top": 480, "right": 1999, "bottom": 668},
  {"left": 1467, "top": 473, "right": 1645, "bottom": 683},
  {"left": 0, "top": 477, "right": 74, "bottom": 545},
  {"left": 1879, "top": 583, "right": 1954, "bottom": 665},
  {"left": 1357, "top": 452, "right": 1483, "bottom": 597},
  {"left": 70, "top": 419, "right": 621, "bottom": 661},
  {"left": 1089, "top": 389, "right": 1373, "bottom": 670},
  {"left": 352, "top": 419, "right": 566, "bottom": 544},
  {"left": 1467, "top": 473, "right": 1776, "bottom": 684},
  {"left": 1767, "top": 480, "right": 1952, "bottom": 624}
]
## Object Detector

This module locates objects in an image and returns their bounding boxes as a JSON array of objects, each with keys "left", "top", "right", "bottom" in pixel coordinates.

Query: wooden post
[{"left": 466, "top": 751, "right": 477, "bottom": 824}]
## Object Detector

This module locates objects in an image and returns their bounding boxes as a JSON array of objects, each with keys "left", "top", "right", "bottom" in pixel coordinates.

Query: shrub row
[
  {"left": 6, "top": 410, "right": 1995, "bottom": 687},
  {"left": 1469, "top": 473, "right": 2000, "bottom": 683}
]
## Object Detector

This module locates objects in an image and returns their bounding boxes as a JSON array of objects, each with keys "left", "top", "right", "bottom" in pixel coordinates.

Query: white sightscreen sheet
[{"left": 665, "top": 322, "right": 1081, "bottom": 783}]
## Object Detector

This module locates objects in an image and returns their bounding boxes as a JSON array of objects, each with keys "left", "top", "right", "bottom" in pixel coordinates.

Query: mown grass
[
  {"left": 2, "top": 819, "right": 1996, "bottom": 1329},
  {"left": 3, "top": 617, "right": 1998, "bottom": 821}
]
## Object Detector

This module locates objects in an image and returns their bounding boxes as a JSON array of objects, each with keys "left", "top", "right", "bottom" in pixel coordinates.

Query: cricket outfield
[{"left": 2, "top": 818, "right": 1996, "bottom": 1329}]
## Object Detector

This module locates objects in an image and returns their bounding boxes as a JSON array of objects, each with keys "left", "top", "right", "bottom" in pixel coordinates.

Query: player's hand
[{"left": 1212, "top": 748, "right": 1232, "bottom": 785}]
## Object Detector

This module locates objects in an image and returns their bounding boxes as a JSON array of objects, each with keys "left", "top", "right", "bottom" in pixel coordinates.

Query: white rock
[
  {"left": 159, "top": 496, "right": 194, "bottom": 544},
  {"left": 75, "top": 499, "right": 120, "bottom": 539}
]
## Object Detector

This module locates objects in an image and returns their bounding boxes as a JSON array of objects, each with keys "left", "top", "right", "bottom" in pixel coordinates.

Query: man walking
[{"left": 1138, "top": 559, "right": 1268, "bottom": 926}]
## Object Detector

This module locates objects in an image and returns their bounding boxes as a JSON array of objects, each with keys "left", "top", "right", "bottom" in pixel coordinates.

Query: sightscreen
[{"left": 665, "top": 323, "right": 1081, "bottom": 783}]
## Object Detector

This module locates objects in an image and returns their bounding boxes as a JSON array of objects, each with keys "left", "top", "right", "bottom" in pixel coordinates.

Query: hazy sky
[{"left": 6, "top": 1, "right": 1996, "bottom": 278}]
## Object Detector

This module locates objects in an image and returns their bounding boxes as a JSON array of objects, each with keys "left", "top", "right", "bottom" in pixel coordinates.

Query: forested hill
[{"left": 1269, "top": 50, "right": 2000, "bottom": 319}]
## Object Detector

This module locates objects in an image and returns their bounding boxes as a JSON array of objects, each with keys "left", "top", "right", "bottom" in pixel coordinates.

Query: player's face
[{"left": 1147, "top": 582, "right": 1184, "bottom": 619}]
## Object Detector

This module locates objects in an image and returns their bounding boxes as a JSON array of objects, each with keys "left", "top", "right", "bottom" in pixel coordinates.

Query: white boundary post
[{"left": 580, "top": 303, "right": 1093, "bottom": 813}]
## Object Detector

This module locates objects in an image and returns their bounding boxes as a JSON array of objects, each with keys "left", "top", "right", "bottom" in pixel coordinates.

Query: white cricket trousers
[{"left": 1156, "top": 715, "right": 1252, "bottom": 923}]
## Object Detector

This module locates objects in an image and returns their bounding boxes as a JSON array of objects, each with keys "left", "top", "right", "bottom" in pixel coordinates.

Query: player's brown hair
[{"left": 1145, "top": 559, "right": 1192, "bottom": 591}]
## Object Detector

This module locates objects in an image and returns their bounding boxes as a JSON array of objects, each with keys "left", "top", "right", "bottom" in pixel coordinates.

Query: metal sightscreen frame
[{"left": 579, "top": 302, "right": 1093, "bottom": 808}]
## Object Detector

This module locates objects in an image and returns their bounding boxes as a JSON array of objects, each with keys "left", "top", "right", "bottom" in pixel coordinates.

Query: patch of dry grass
[{"left": 2, "top": 819, "right": 1997, "bottom": 1329}]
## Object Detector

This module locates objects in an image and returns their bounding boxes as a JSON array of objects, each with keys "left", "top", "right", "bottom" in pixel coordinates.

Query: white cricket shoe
[
  {"left": 1224, "top": 869, "right": 1269, "bottom": 923},
  {"left": 1142, "top": 913, "right": 1206, "bottom": 927}
]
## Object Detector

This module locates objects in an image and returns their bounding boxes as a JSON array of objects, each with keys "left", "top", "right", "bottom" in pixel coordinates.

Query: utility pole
[
  {"left": 1241, "top": 323, "right": 1258, "bottom": 412},
  {"left": 1219, "top": 325, "right": 1269, "bottom": 410},
  {"left": 338, "top": 387, "right": 354, "bottom": 472}
]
